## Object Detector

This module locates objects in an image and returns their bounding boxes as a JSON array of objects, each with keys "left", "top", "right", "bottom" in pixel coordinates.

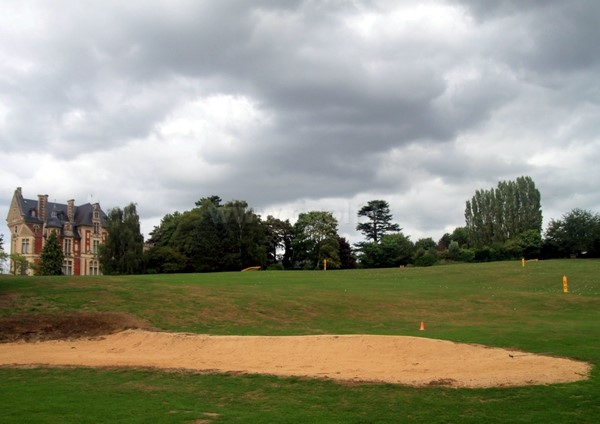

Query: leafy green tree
[
  {"left": 414, "top": 237, "right": 436, "bottom": 251},
  {"left": 438, "top": 227, "right": 470, "bottom": 251},
  {"left": 356, "top": 200, "right": 400, "bottom": 243},
  {"left": 220, "top": 200, "right": 267, "bottom": 270},
  {"left": 144, "top": 246, "right": 187, "bottom": 273},
  {"left": 293, "top": 211, "right": 340, "bottom": 269},
  {"left": 99, "top": 203, "right": 144, "bottom": 274},
  {"left": 169, "top": 204, "right": 222, "bottom": 272},
  {"left": 147, "top": 212, "right": 182, "bottom": 247},
  {"left": 166, "top": 197, "right": 267, "bottom": 272},
  {"left": 465, "top": 176, "right": 542, "bottom": 248},
  {"left": 447, "top": 241, "right": 461, "bottom": 260},
  {"left": 264, "top": 216, "right": 294, "bottom": 268},
  {"left": 413, "top": 238, "right": 438, "bottom": 267},
  {"left": 38, "top": 230, "right": 64, "bottom": 275},
  {"left": 358, "top": 233, "right": 414, "bottom": 268},
  {"left": 9, "top": 253, "right": 29, "bottom": 275},
  {"left": 543, "top": 208, "right": 600, "bottom": 258},
  {"left": 450, "top": 227, "right": 470, "bottom": 247},
  {"left": 413, "top": 249, "right": 438, "bottom": 267},
  {"left": 505, "top": 229, "right": 542, "bottom": 259}
]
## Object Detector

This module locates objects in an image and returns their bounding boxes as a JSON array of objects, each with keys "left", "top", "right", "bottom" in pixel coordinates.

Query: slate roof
[{"left": 18, "top": 195, "right": 108, "bottom": 239}]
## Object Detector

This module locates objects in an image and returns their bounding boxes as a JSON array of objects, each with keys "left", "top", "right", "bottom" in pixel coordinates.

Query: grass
[{"left": 1, "top": 259, "right": 599, "bottom": 423}]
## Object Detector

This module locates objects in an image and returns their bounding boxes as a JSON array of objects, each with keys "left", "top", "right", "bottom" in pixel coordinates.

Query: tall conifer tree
[{"left": 38, "top": 230, "right": 64, "bottom": 275}]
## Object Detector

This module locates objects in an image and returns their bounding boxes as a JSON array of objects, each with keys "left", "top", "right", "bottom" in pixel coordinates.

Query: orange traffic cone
[{"left": 419, "top": 321, "right": 425, "bottom": 331}]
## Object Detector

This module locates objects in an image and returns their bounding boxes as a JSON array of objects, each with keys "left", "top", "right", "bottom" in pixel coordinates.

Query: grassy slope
[{"left": 1, "top": 260, "right": 599, "bottom": 423}]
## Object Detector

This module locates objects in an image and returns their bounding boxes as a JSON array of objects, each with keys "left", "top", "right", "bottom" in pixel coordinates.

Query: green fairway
[{"left": 1, "top": 260, "right": 599, "bottom": 423}]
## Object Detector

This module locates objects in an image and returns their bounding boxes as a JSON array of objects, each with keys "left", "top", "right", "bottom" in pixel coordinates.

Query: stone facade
[{"left": 5, "top": 187, "right": 108, "bottom": 276}]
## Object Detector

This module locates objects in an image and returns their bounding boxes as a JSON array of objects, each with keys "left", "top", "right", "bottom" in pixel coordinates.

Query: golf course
[{"left": 1, "top": 259, "right": 599, "bottom": 423}]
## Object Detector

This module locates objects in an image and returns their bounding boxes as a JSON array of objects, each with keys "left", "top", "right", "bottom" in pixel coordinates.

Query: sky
[{"left": 1, "top": 0, "right": 599, "bottom": 251}]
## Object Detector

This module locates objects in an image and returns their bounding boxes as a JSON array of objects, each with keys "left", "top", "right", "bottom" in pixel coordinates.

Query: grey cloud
[{"left": 1, "top": 0, "right": 599, "bottom": 245}]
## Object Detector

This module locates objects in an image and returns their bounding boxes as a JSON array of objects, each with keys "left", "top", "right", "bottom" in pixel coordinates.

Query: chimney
[
  {"left": 38, "top": 194, "right": 49, "bottom": 223},
  {"left": 67, "top": 199, "right": 75, "bottom": 222}
]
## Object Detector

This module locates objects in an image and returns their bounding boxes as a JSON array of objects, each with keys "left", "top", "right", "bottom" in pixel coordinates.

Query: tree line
[{"left": 7, "top": 175, "right": 598, "bottom": 275}]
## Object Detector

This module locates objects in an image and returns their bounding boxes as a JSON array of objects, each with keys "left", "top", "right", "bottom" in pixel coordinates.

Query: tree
[
  {"left": 543, "top": 208, "right": 600, "bottom": 258},
  {"left": 220, "top": 200, "right": 267, "bottom": 270},
  {"left": 9, "top": 253, "right": 29, "bottom": 275},
  {"left": 195, "top": 195, "right": 222, "bottom": 208},
  {"left": 358, "top": 233, "right": 414, "bottom": 268},
  {"left": 438, "top": 227, "right": 470, "bottom": 251},
  {"left": 38, "top": 230, "right": 64, "bottom": 275},
  {"left": 414, "top": 237, "right": 436, "bottom": 251},
  {"left": 447, "top": 240, "right": 461, "bottom": 260},
  {"left": 0, "top": 234, "right": 6, "bottom": 273},
  {"left": 99, "top": 203, "right": 144, "bottom": 274},
  {"left": 293, "top": 211, "right": 340, "bottom": 269},
  {"left": 413, "top": 237, "right": 438, "bottom": 267},
  {"left": 465, "top": 176, "right": 542, "bottom": 248},
  {"left": 338, "top": 236, "right": 356, "bottom": 269},
  {"left": 144, "top": 246, "right": 187, "bottom": 274},
  {"left": 356, "top": 200, "right": 400, "bottom": 243},
  {"left": 164, "top": 197, "right": 268, "bottom": 272},
  {"left": 147, "top": 212, "right": 182, "bottom": 247},
  {"left": 264, "top": 216, "right": 294, "bottom": 268}
]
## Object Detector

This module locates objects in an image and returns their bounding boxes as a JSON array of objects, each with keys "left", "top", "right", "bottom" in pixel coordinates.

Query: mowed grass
[{"left": 1, "top": 260, "right": 599, "bottom": 423}]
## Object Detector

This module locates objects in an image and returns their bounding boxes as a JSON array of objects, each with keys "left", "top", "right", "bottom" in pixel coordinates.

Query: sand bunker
[{"left": 0, "top": 329, "right": 590, "bottom": 388}]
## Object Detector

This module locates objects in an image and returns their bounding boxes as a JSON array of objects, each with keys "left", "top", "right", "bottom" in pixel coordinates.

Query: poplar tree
[{"left": 465, "top": 176, "right": 542, "bottom": 248}]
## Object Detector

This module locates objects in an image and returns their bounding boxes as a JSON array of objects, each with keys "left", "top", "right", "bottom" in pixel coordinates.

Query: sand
[{"left": 0, "top": 329, "right": 591, "bottom": 388}]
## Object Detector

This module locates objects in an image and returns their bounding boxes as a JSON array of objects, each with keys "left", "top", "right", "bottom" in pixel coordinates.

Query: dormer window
[
  {"left": 93, "top": 210, "right": 100, "bottom": 220},
  {"left": 93, "top": 222, "right": 100, "bottom": 234}
]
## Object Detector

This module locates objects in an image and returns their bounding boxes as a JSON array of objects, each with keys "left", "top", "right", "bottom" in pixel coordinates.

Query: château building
[{"left": 6, "top": 187, "right": 108, "bottom": 276}]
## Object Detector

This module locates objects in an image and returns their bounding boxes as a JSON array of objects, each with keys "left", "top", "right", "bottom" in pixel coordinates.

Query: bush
[
  {"left": 458, "top": 248, "right": 475, "bottom": 262},
  {"left": 266, "top": 263, "right": 284, "bottom": 271},
  {"left": 413, "top": 248, "right": 438, "bottom": 267}
]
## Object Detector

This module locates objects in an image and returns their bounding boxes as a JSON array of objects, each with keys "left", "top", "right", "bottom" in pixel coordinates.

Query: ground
[
  {"left": 0, "top": 313, "right": 591, "bottom": 388},
  {"left": 0, "top": 312, "right": 151, "bottom": 342}
]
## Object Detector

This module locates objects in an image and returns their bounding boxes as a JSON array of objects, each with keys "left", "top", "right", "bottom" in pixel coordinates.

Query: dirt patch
[
  {"left": 0, "top": 314, "right": 591, "bottom": 388},
  {"left": 0, "top": 312, "right": 151, "bottom": 342}
]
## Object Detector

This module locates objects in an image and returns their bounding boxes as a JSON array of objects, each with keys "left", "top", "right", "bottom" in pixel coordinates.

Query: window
[
  {"left": 93, "top": 210, "right": 100, "bottom": 220},
  {"left": 93, "top": 222, "right": 100, "bottom": 234},
  {"left": 64, "top": 239, "right": 72, "bottom": 256},
  {"left": 93, "top": 240, "right": 100, "bottom": 255},
  {"left": 88, "top": 260, "right": 99, "bottom": 276},
  {"left": 62, "top": 259, "right": 73, "bottom": 276},
  {"left": 21, "top": 239, "right": 30, "bottom": 254}
]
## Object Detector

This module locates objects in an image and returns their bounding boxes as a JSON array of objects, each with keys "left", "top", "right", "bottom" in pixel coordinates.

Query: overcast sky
[{"left": 1, "top": 0, "right": 599, "bottom": 249}]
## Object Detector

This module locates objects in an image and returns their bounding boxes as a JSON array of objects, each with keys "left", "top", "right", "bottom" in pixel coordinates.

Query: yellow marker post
[
  {"left": 562, "top": 275, "right": 568, "bottom": 293},
  {"left": 323, "top": 259, "right": 327, "bottom": 271},
  {"left": 522, "top": 258, "right": 525, "bottom": 268}
]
